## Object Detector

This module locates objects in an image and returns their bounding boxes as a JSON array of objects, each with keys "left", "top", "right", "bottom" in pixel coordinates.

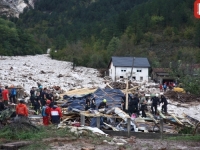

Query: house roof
[{"left": 109, "top": 56, "right": 150, "bottom": 68}]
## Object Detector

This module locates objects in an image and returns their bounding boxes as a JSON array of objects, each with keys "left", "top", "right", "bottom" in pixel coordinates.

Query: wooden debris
[
  {"left": 170, "top": 114, "right": 183, "bottom": 125},
  {"left": 81, "top": 147, "right": 95, "bottom": 150},
  {"left": 114, "top": 107, "right": 130, "bottom": 122},
  {"left": 106, "top": 83, "right": 113, "bottom": 89},
  {"left": 103, "top": 122, "right": 119, "bottom": 131},
  {"left": 62, "top": 88, "right": 97, "bottom": 96},
  {"left": 146, "top": 113, "right": 158, "bottom": 124},
  {"left": 158, "top": 110, "right": 166, "bottom": 119},
  {"left": 1, "top": 141, "right": 32, "bottom": 149},
  {"left": 183, "top": 113, "right": 200, "bottom": 126}
]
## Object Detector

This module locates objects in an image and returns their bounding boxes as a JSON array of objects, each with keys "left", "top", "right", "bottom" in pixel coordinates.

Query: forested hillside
[
  {"left": 0, "top": 18, "right": 43, "bottom": 55},
  {"left": 1, "top": 0, "right": 200, "bottom": 68}
]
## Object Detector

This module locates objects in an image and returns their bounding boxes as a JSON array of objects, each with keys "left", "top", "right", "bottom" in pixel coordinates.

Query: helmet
[
  {"left": 46, "top": 100, "right": 51, "bottom": 104},
  {"left": 19, "top": 99, "right": 24, "bottom": 103},
  {"left": 103, "top": 99, "right": 107, "bottom": 103}
]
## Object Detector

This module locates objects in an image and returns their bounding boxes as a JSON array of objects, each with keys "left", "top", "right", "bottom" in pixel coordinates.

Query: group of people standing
[
  {"left": 121, "top": 93, "right": 168, "bottom": 118},
  {"left": 0, "top": 85, "right": 17, "bottom": 106},
  {"left": 29, "top": 86, "right": 62, "bottom": 125}
]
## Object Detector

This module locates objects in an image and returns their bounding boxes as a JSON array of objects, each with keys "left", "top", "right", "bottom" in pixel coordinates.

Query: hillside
[{"left": 0, "top": 0, "right": 200, "bottom": 69}]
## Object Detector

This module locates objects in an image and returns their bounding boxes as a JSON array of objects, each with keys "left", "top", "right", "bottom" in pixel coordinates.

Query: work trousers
[
  {"left": 10, "top": 95, "right": 16, "bottom": 104},
  {"left": 151, "top": 104, "right": 157, "bottom": 115},
  {"left": 141, "top": 104, "right": 147, "bottom": 117},
  {"left": 162, "top": 104, "right": 167, "bottom": 113},
  {"left": 43, "top": 116, "right": 50, "bottom": 126}
]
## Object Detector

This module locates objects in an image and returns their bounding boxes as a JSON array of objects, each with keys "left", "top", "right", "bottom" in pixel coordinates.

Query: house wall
[
  {"left": 109, "top": 64, "right": 149, "bottom": 81},
  {"left": 109, "top": 62, "right": 116, "bottom": 81}
]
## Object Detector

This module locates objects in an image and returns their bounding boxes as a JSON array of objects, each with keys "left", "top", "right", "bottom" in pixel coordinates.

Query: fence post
[
  {"left": 127, "top": 118, "right": 131, "bottom": 137},
  {"left": 80, "top": 114, "right": 85, "bottom": 126},
  {"left": 160, "top": 118, "right": 163, "bottom": 140},
  {"left": 97, "top": 116, "right": 100, "bottom": 128}
]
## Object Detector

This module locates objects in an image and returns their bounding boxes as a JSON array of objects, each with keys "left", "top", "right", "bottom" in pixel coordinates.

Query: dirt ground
[{"left": 50, "top": 137, "right": 200, "bottom": 150}]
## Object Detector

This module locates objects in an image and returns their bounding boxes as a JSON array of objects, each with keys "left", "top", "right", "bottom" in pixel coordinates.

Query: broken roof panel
[{"left": 62, "top": 87, "right": 125, "bottom": 111}]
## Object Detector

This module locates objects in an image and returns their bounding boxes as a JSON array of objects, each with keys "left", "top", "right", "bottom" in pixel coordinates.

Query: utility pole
[{"left": 129, "top": 57, "right": 135, "bottom": 80}]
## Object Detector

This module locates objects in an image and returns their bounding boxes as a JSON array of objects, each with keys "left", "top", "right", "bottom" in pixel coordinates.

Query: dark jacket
[
  {"left": 0, "top": 102, "right": 5, "bottom": 111},
  {"left": 98, "top": 102, "right": 107, "bottom": 109},
  {"left": 151, "top": 96, "right": 160, "bottom": 105},
  {"left": 50, "top": 105, "right": 62, "bottom": 124},
  {"left": 161, "top": 96, "right": 168, "bottom": 105}
]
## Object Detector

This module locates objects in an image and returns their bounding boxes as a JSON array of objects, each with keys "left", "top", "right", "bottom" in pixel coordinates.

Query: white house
[{"left": 108, "top": 56, "right": 151, "bottom": 81}]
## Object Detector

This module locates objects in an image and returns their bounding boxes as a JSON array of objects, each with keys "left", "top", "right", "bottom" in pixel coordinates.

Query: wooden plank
[
  {"left": 170, "top": 114, "right": 183, "bottom": 125},
  {"left": 158, "top": 110, "right": 166, "bottom": 119},
  {"left": 106, "top": 83, "right": 113, "bottom": 89},
  {"left": 103, "top": 122, "right": 119, "bottom": 131},
  {"left": 61, "top": 88, "right": 97, "bottom": 96},
  {"left": 125, "top": 80, "right": 128, "bottom": 110},
  {"left": 146, "top": 112, "right": 158, "bottom": 124}
]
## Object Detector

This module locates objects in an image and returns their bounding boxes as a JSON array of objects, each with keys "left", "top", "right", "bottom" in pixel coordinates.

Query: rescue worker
[
  {"left": 85, "top": 96, "right": 91, "bottom": 110},
  {"left": 90, "top": 96, "right": 96, "bottom": 109},
  {"left": 41, "top": 100, "right": 51, "bottom": 126},
  {"left": 16, "top": 99, "right": 28, "bottom": 117},
  {"left": 2, "top": 86, "right": 9, "bottom": 106},
  {"left": 50, "top": 102, "right": 62, "bottom": 124},
  {"left": 129, "top": 94, "right": 139, "bottom": 116},
  {"left": 151, "top": 94, "right": 160, "bottom": 115},
  {"left": 140, "top": 94, "right": 147, "bottom": 118},
  {"left": 30, "top": 87, "right": 35, "bottom": 106},
  {"left": 98, "top": 99, "right": 107, "bottom": 109},
  {"left": 160, "top": 95, "right": 168, "bottom": 114},
  {"left": 33, "top": 92, "right": 41, "bottom": 115},
  {"left": 139, "top": 94, "right": 145, "bottom": 110}
]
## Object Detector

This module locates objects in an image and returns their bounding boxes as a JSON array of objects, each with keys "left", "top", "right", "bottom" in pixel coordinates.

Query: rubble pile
[
  {"left": 165, "top": 91, "right": 200, "bottom": 102},
  {"left": 54, "top": 78, "right": 200, "bottom": 135}
]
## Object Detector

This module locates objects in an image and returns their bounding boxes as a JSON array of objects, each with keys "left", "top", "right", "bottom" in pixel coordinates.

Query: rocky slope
[{"left": 0, "top": 0, "right": 35, "bottom": 17}]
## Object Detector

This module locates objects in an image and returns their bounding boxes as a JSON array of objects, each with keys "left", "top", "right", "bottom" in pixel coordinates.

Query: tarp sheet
[{"left": 62, "top": 87, "right": 125, "bottom": 111}]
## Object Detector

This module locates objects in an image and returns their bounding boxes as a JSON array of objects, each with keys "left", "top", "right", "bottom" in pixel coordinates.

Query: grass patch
[
  {"left": 0, "top": 123, "right": 111, "bottom": 149},
  {"left": 0, "top": 123, "right": 73, "bottom": 140},
  {"left": 168, "top": 135, "right": 200, "bottom": 141}
]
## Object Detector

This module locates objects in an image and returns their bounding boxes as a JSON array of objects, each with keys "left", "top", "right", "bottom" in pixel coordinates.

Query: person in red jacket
[
  {"left": 41, "top": 100, "right": 51, "bottom": 126},
  {"left": 2, "top": 86, "right": 9, "bottom": 106},
  {"left": 50, "top": 102, "right": 62, "bottom": 124},
  {"left": 16, "top": 99, "right": 28, "bottom": 117}
]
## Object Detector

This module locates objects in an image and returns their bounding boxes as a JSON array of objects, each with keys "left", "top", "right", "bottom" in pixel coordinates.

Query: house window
[
  {"left": 132, "top": 76, "right": 136, "bottom": 80},
  {"left": 140, "top": 77, "right": 143, "bottom": 81},
  {"left": 121, "top": 70, "right": 126, "bottom": 72},
  {"left": 137, "top": 69, "right": 142, "bottom": 72},
  {"left": 120, "top": 76, "right": 124, "bottom": 78}
]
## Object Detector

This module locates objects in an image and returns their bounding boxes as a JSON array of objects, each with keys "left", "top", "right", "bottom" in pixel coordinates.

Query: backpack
[
  {"left": 41, "top": 106, "right": 47, "bottom": 117},
  {"left": 11, "top": 88, "right": 17, "bottom": 95}
]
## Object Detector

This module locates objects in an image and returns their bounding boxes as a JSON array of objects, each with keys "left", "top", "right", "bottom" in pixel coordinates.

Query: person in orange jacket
[
  {"left": 50, "top": 102, "right": 62, "bottom": 124},
  {"left": 16, "top": 99, "right": 28, "bottom": 117}
]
